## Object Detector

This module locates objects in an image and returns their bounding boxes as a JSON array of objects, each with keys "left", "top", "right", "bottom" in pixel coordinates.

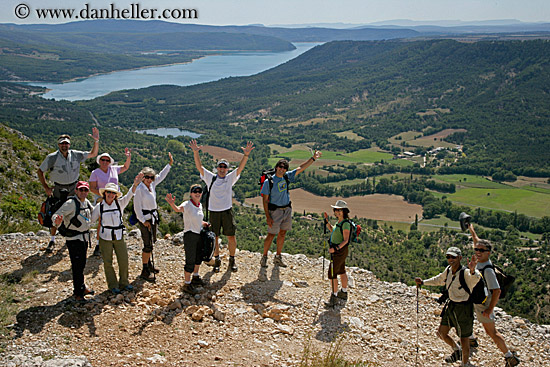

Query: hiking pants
[
  {"left": 138, "top": 220, "right": 157, "bottom": 253},
  {"left": 99, "top": 238, "right": 129, "bottom": 290},
  {"left": 66, "top": 239, "right": 87, "bottom": 298},
  {"left": 183, "top": 231, "right": 202, "bottom": 273}
]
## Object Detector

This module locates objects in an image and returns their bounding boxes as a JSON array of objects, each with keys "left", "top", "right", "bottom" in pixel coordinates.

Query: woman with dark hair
[
  {"left": 134, "top": 152, "right": 173, "bottom": 281},
  {"left": 323, "top": 199, "right": 351, "bottom": 308},
  {"left": 165, "top": 184, "right": 208, "bottom": 295},
  {"left": 91, "top": 173, "right": 143, "bottom": 294}
]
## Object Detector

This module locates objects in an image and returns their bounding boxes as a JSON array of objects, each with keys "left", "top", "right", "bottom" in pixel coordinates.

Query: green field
[
  {"left": 433, "top": 174, "right": 509, "bottom": 189},
  {"left": 326, "top": 178, "right": 366, "bottom": 188},
  {"left": 271, "top": 148, "right": 413, "bottom": 166}
]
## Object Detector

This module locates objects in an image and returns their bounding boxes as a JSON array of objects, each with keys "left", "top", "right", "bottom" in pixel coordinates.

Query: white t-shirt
[
  {"left": 183, "top": 200, "right": 204, "bottom": 234},
  {"left": 201, "top": 168, "right": 240, "bottom": 212}
]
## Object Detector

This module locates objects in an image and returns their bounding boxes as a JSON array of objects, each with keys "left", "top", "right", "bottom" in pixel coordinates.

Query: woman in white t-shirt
[{"left": 165, "top": 184, "right": 207, "bottom": 295}]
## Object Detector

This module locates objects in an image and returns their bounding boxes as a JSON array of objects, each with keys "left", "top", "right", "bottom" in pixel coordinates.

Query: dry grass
[
  {"left": 244, "top": 189, "right": 422, "bottom": 222},
  {"left": 201, "top": 145, "right": 243, "bottom": 163}
]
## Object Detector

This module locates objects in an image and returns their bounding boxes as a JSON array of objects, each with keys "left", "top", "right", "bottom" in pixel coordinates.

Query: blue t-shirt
[{"left": 260, "top": 169, "right": 297, "bottom": 207}]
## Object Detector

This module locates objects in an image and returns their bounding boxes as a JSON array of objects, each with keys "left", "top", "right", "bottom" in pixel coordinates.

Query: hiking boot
[
  {"left": 260, "top": 255, "right": 268, "bottom": 268},
  {"left": 504, "top": 352, "right": 520, "bottom": 367},
  {"left": 324, "top": 294, "right": 338, "bottom": 308},
  {"left": 92, "top": 245, "right": 101, "bottom": 257},
  {"left": 45, "top": 240, "right": 55, "bottom": 254},
  {"left": 337, "top": 290, "right": 348, "bottom": 300},
  {"left": 111, "top": 288, "right": 121, "bottom": 295},
  {"left": 469, "top": 337, "right": 479, "bottom": 348},
  {"left": 273, "top": 254, "right": 287, "bottom": 268},
  {"left": 74, "top": 295, "right": 88, "bottom": 304},
  {"left": 140, "top": 268, "right": 155, "bottom": 282},
  {"left": 213, "top": 257, "right": 221, "bottom": 273},
  {"left": 83, "top": 287, "right": 95, "bottom": 296},
  {"left": 228, "top": 257, "right": 238, "bottom": 272},
  {"left": 148, "top": 261, "right": 160, "bottom": 274},
  {"left": 191, "top": 275, "right": 205, "bottom": 286},
  {"left": 182, "top": 283, "right": 199, "bottom": 295},
  {"left": 444, "top": 349, "right": 462, "bottom": 363}
]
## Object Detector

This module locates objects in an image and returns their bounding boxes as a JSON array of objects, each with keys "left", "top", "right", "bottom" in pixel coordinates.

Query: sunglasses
[
  {"left": 144, "top": 175, "right": 155, "bottom": 180},
  {"left": 191, "top": 189, "right": 203, "bottom": 194},
  {"left": 333, "top": 208, "right": 343, "bottom": 212},
  {"left": 218, "top": 165, "right": 228, "bottom": 169},
  {"left": 77, "top": 188, "right": 89, "bottom": 192},
  {"left": 277, "top": 165, "right": 289, "bottom": 170},
  {"left": 474, "top": 248, "right": 490, "bottom": 253},
  {"left": 446, "top": 255, "right": 457, "bottom": 259},
  {"left": 100, "top": 158, "right": 111, "bottom": 162}
]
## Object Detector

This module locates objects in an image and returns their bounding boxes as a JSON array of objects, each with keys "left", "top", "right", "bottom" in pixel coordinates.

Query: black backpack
[
  {"left": 200, "top": 224, "right": 216, "bottom": 262},
  {"left": 442, "top": 266, "right": 487, "bottom": 304},
  {"left": 57, "top": 197, "right": 88, "bottom": 237},
  {"left": 479, "top": 263, "right": 515, "bottom": 299},
  {"left": 38, "top": 196, "right": 61, "bottom": 228},
  {"left": 201, "top": 175, "right": 217, "bottom": 208}
]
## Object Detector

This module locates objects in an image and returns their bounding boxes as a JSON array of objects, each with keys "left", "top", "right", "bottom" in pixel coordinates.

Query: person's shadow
[
  {"left": 240, "top": 265, "right": 296, "bottom": 307},
  {"left": 313, "top": 305, "right": 350, "bottom": 342}
]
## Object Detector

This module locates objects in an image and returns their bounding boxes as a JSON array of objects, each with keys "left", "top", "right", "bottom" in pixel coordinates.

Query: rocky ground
[{"left": 1, "top": 230, "right": 549, "bottom": 366}]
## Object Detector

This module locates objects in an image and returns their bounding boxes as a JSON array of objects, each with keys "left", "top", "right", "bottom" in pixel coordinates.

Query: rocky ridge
[{"left": 1, "top": 230, "right": 549, "bottom": 366}]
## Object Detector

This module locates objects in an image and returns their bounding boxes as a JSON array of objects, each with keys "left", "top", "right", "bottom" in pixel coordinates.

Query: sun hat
[
  {"left": 446, "top": 247, "right": 462, "bottom": 257},
  {"left": 330, "top": 200, "right": 348, "bottom": 209},
  {"left": 96, "top": 153, "right": 114, "bottom": 165},
  {"left": 76, "top": 181, "right": 89, "bottom": 190},
  {"left": 99, "top": 183, "right": 122, "bottom": 198}
]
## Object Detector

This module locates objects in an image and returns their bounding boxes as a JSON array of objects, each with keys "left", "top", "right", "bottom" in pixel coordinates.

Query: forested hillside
[{"left": 92, "top": 39, "right": 550, "bottom": 176}]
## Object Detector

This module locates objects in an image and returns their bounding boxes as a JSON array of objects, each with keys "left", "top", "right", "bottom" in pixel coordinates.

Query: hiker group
[{"left": 37, "top": 130, "right": 520, "bottom": 367}]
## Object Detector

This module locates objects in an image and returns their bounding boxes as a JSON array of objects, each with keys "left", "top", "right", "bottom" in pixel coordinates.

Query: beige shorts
[
  {"left": 268, "top": 207, "right": 292, "bottom": 234},
  {"left": 474, "top": 302, "right": 496, "bottom": 324}
]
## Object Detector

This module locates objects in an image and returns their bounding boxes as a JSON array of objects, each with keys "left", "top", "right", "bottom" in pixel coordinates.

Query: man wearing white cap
[
  {"left": 415, "top": 247, "right": 481, "bottom": 367},
  {"left": 190, "top": 139, "right": 255, "bottom": 273},
  {"left": 38, "top": 128, "right": 99, "bottom": 253}
]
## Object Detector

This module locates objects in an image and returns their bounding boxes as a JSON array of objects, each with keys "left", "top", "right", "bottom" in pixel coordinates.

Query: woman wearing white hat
[
  {"left": 323, "top": 199, "right": 351, "bottom": 308},
  {"left": 91, "top": 173, "right": 143, "bottom": 294},
  {"left": 89, "top": 148, "right": 131, "bottom": 256}
]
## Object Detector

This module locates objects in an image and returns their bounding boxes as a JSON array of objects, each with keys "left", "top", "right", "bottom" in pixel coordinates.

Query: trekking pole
[
  {"left": 416, "top": 284, "right": 419, "bottom": 367},
  {"left": 330, "top": 253, "right": 335, "bottom": 309},
  {"left": 322, "top": 218, "right": 327, "bottom": 281},
  {"left": 149, "top": 225, "right": 156, "bottom": 282}
]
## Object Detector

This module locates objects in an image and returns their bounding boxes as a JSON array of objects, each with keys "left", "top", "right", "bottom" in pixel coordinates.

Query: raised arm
[
  {"left": 119, "top": 148, "right": 131, "bottom": 174},
  {"left": 165, "top": 193, "right": 184, "bottom": 213},
  {"left": 87, "top": 127, "right": 100, "bottom": 159},
  {"left": 468, "top": 223, "right": 480, "bottom": 245},
  {"left": 190, "top": 139, "right": 205, "bottom": 177},
  {"left": 295, "top": 150, "right": 322, "bottom": 176},
  {"left": 236, "top": 141, "right": 255, "bottom": 176}
]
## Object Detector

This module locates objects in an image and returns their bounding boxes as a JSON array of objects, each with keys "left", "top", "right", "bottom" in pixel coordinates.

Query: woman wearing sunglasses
[
  {"left": 89, "top": 148, "right": 132, "bottom": 256},
  {"left": 134, "top": 152, "right": 173, "bottom": 281},
  {"left": 165, "top": 184, "right": 208, "bottom": 295}
]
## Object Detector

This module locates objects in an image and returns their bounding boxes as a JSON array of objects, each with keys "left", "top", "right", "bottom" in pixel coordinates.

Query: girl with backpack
[
  {"left": 323, "top": 199, "right": 352, "bottom": 308},
  {"left": 91, "top": 173, "right": 143, "bottom": 294}
]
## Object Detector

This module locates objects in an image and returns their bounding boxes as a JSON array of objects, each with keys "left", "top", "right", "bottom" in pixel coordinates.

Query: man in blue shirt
[{"left": 260, "top": 151, "right": 321, "bottom": 267}]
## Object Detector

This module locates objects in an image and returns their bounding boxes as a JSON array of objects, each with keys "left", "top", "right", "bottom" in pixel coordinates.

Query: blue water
[
  {"left": 30, "top": 43, "right": 320, "bottom": 101},
  {"left": 136, "top": 127, "right": 201, "bottom": 138}
]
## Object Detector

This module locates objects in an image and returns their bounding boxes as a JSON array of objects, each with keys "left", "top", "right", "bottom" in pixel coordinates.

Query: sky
[{"left": 3, "top": 0, "right": 550, "bottom": 26}]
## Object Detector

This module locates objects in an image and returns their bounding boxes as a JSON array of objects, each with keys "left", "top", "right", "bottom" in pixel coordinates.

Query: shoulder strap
[
  {"left": 205, "top": 175, "right": 217, "bottom": 222},
  {"left": 458, "top": 267, "right": 471, "bottom": 294}
]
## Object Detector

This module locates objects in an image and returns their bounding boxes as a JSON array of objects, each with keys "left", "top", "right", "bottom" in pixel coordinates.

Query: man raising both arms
[{"left": 190, "top": 139, "right": 255, "bottom": 272}]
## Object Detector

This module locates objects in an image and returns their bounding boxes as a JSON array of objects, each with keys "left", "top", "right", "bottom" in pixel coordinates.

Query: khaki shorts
[
  {"left": 268, "top": 207, "right": 292, "bottom": 234},
  {"left": 209, "top": 209, "right": 236, "bottom": 237},
  {"left": 441, "top": 301, "right": 474, "bottom": 338},
  {"left": 474, "top": 302, "right": 496, "bottom": 324}
]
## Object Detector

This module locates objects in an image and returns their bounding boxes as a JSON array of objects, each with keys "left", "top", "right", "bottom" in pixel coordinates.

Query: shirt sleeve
[
  {"left": 287, "top": 169, "right": 298, "bottom": 182},
  {"left": 73, "top": 150, "right": 88, "bottom": 163},
  {"left": 39, "top": 153, "right": 56, "bottom": 172},
  {"left": 91, "top": 203, "right": 101, "bottom": 224},
  {"left": 200, "top": 168, "right": 213, "bottom": 186},
  {"left": 89, "top": 169, "right": 98, "bottom": 183},
  {"left": 423, "top": 270, "right": 447, "bottom": 287},
  {"left": 228, "top": 169, "right": 240, "bottom": 186},
  {"left": 464, "top": 268, "right": 482, "bottom": 290},
  {"left": 260, "top": 180, "right": 270, "bottom": 196},
  {"left": 52, "top": 199, "right": 76, "bottom": 226},
  {"left": 155, "top": 164, "right": 171, "bottom": 185},
  {"left": 484, "top": 268, "right": 500, "bottom": 290},
  {"left": 118, "top": 190, "right": 135, "bottom": 210}
]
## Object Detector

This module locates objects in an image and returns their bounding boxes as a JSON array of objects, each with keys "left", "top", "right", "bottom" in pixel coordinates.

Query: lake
[
  {"left": 136, "top": 127, "right": 201, "bottom": 138},
  {"left": 31, "top": 43, "right": 321, "bottom": 101}
]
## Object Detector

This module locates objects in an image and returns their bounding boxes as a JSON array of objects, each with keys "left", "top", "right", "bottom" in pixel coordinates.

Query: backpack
[
  {"left": 38, "top": 196, "right": 61, "bottom": 228},
  {"left": 458, "top": 267, "right": 488, "bottom": 304},
  {"left": 201, "top": 175, "right": 217, "bottom": 209},
  {"left": 258, "top": 168, "right": 290, "bottom": 198},
  {"left": 99, "top": 200, "right": 124, "bottom": 240},
  {"left": 200, "top": 224, "right": 216, "bottom": 262},
  {"left": 336, "top": 219, "right": 361, "bottom": 245},
  {"left": 479, "top": 263, "right": 515, "bottom": 299},
  {"left": 57, "top": 197, "right": 88, "bottom": 237}
]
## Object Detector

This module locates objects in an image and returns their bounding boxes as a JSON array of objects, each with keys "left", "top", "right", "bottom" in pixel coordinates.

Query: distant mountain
[{"left": 0, "top": 19, "right": 419, "bottom": 42}]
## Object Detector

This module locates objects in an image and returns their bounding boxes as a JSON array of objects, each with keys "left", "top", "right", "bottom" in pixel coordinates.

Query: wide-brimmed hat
[
  {"left": 99, "top": 183, "right": 122, "bottom": 198},
  {"left": 331, "top": 200, "right": 348, "bottom": 209},
  {"left": 446, "top": 247, "right": 462, "bottom": 257},
  {"left": 96, "top": 153, "right": 114, "bottom": 165}
]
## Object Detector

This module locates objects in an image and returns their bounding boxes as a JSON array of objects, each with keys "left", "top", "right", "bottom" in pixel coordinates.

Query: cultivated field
[
  {"left": 244, "top": 189, "right": 423, "bottom": 222},
  {"left": 389, "top": 128, "right": 466, "bottom": 149},
  {"left": 201, "top": 145, "right": 243, "bottom": 163}
]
